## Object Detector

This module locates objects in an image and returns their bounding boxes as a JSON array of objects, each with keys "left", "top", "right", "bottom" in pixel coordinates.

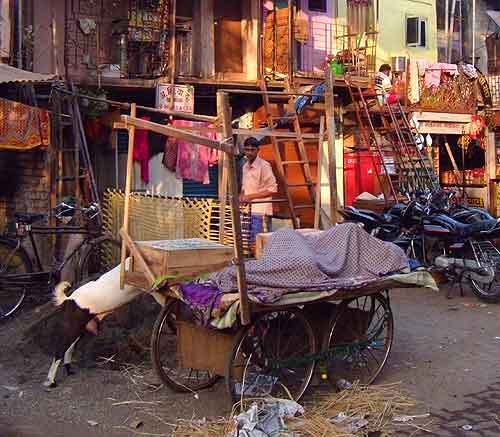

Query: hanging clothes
[
  {"left": 0, "top": 98, "right": 50, "bottom": 150},
  {"left": 169, "top": 119, "right": 219, "bottom": 185},
  {"left": 133, "top": 116, "right": 151, "bottom": 184},
  {"left": 163, "top": 136, "right": 178, "bottom": 172}
]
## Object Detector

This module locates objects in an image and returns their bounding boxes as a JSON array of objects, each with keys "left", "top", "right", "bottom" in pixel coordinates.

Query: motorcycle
[{"left": 399, "top": 200, "right": 500, "bottom": 303}]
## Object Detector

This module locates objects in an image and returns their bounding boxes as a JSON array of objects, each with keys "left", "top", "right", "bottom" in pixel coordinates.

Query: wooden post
[
  {"left": 120, "top": 103, "right": 137, "bottom": 289},
  {"left": 325, "top": 69, "right": 339, "bottom": 224},
  {"left": 314, "top": 116, "right": 325, "bottom": 229},
  {"left": 217, "top": 91, "right": 251, "bottom": 326},
  {"left": 218, "top": 152, "right": 229, "bottom": 243}
]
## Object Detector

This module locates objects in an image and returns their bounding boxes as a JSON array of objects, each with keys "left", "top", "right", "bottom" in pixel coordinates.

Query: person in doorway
[
  {"left": 374, "top": 64, "right": 398, "bottom": 105},
  {"left": 240, "top": 137, "right": 278, "bottom": 247}
]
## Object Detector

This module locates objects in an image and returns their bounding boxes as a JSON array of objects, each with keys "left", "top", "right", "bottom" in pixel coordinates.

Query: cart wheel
[
  {"left": 321, "top": 293, "right": 394, "bottom": 388},
  {"left": 151, "top": 300, "right": 220, "bottom": 393},
  {"left": 225, "top": 309, "right": 316, "bottom": 406}
]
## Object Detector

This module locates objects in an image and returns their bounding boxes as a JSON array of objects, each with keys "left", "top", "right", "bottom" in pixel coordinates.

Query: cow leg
[
  {"left": 43, "top": 358, "right": 62, "bottom": 388},
  {"left": 63, "top": 337, "right": 80, "bottom": 376}
]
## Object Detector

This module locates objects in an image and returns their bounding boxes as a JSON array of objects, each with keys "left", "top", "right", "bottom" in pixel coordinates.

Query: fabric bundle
[{"left": 209, "top": 222, "right": 409, "bottom": 303}]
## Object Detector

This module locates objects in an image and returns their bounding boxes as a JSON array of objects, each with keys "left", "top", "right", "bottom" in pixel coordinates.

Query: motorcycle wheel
[{"left": 468, "top": 240, "right": 500, "bottom": 303}]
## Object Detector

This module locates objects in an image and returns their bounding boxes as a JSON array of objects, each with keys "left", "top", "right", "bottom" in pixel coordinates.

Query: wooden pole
[
  {"left": 217, "top": 91, "right": 251, "bottom": 326},
  {"left": 447, "top": 0, "right": 457, "bottom": 63},
  {"left": 325, "top": 69, "right": 339, "bottom": 224},
  {"left": 120, "top": 103, "right": 136, "bottom": 289},
  {"left": 314, "top": 116, "right": 325, "bottom": 229},
  {"left": 445, "top": 0, "right": 449, "bottom": 61},
  {"left": 218, "top": 152, "right": 229, "bottom": 243}
]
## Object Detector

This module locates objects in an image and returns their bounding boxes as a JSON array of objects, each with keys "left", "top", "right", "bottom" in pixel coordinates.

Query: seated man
[
  {"left": 374, "top": 64, "right": 398, "bottom": 105},
  {"left": 240, "top": 137, "right": 278, "bottom": 250}
]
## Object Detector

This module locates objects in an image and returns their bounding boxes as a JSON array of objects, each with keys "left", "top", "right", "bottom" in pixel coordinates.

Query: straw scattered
[{"left": 172, "top": 382, "right": 434, "bottom": 436}]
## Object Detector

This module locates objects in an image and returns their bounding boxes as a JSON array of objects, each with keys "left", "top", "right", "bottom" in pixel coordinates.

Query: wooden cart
[{"left": 117, "top": 90, "right": 404, "bottom": 405}]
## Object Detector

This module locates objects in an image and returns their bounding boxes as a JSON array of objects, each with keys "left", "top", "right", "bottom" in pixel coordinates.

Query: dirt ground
[{"left": 1, "top": 283, "right": 500, "bottom": 437}]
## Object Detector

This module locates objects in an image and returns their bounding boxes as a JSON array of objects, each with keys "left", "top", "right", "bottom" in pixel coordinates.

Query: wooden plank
[
  {"left": 412, "top": 112, "right": 472, "bottom": 123},
  {"left": 325, "top": 69, "right": 339, "bottom": 224},
  {"left": 443, "top": 139, "right": 463, "bottom": 184},
  {"left": 217, "top": 91, "right": 251, "bottom": 326},
  {"left": 119, "top": 228, "right": 156, "bottom": 286},
  {"left": 168, "top": 0, "right": 177, "bottom": 82},
  {"left": 200, "top": 0, "right": 215, "bottom": 78},
  {"left": 218, "top": 153, "right": 229, "bottom": 243},
  {"left": 120, "top": 103, "right": 136, "bottom": 289},
  {"left": 314, "top": 116, "right": 325, "bottom": 229},
  {"left": 121, "top": 115, "right": 233, "bottom": 154}
]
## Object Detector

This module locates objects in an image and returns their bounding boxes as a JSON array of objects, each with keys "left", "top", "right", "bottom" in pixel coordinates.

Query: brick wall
[{"left": 0, "top": 149, "right": 50, "bottom": 233}]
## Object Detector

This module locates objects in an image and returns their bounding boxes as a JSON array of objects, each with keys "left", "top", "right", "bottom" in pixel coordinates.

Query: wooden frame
[{"left": 117, "top": 92, "right": 251, "bottom": 325}]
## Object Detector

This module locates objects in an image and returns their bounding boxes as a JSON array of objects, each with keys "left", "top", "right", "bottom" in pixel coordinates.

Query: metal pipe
[
  {"left": 472, "top": 0, "right": 476, "bottom": 67},
  {"left": 17, "top": 0, "right": 22, "bottom": 68},
  {"left": 445, "top": 0, "right": 449, "bottom": 60}
]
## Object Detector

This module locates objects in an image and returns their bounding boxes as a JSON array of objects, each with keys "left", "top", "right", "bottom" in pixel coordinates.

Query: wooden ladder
[{"left": 260, "top": 78, "right": 317, "bottom": 229}]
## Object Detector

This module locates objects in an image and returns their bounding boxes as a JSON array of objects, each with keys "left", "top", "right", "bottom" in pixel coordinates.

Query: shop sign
[
  {"left": 156, "top": 84, "right": 195, "bottom": 113},
  {"left": 467, "top": 197, "right": 485, "bottom": 208},
  {"left": 476, "top": 68, "right": 493, "bottom": 107}
]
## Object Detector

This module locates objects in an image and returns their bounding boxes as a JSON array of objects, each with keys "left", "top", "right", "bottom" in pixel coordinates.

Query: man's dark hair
[
  {"left": 244, "top": 137, "right": 260, "bottom": 148},
  {"left": 379, "top": 64, "right": 391, "bottom": 73}
]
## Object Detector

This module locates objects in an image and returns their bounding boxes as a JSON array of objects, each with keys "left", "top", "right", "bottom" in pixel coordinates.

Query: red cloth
[{"left": 133, "top": 116, "right": 150, "bottom": 184}]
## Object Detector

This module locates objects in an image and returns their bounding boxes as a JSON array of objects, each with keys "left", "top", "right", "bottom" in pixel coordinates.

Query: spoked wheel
[
  {"left": 226, "top": 309, "right": 316, "bottom": 405},
  {"left": 468, "top": 240, "right": 500, "bottom": 303},
  {"left": 78, "top": 236, "right": 121, "bottom": 283},
  {"left": 321, "top": 293, "right": 394, "bottom": 388},
  {"left": 0, "top": 239, "right": 32, "bottom": 320},
  {"left": 151, "top": 300, "right": 220, "bottom": 392}
]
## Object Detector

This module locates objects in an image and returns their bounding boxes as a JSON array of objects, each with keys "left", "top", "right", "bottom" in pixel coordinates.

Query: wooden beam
[
  {"left": 217, "top": 91, "right": 251, "bottom": 326},
  {"left": 314, "top": 116, "right": 325, "bottom": 229},
  {"left": 119, "top": 228, "right": 156, "bottom": 287},
  {"left": 325, "top": 69, "right": 339, "bottom": 224},
  {"left": 120, "top": 103, "right": 136, "bottom": 289},
  {"left": 121, "top": 115, "right": 233, "bottom": 154}
]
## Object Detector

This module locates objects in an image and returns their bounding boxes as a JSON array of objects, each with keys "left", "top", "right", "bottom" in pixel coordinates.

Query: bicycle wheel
[
  {"left": 321, "top": 293, "right": 394, "bottom": 388},
  {"left": 226, "top": 309, "right": 316, "bottom": 405},
  {"left": 151, "top": 300, "right": 220, "bottom": 393},
  {"left": 0, "top": 239, "right": 32, "bottom": 320},
  {"left": 78, "top": 236, "right": 121, "bottom": 283}
]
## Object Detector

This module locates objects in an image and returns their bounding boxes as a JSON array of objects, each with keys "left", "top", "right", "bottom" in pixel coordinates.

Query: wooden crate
[
  {"left": 255, "top": 228, "right": 322, "bottom": 259},
  {"left": 177, "top": 320, "right": 236, "bottom": 377},
  {"left": 130, "top": 238, "right": 234, "bottom": 282}
]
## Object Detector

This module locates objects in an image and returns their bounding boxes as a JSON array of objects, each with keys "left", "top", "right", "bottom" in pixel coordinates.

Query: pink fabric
[
  {"left": 133, "top": 116, "right": 150, "bottom": 184},
  {"left": 171, "top": 119, "right": 219, "bottom": 185},
  {"left": 424, "top": 63, "right": 458, "bottom": 88}
]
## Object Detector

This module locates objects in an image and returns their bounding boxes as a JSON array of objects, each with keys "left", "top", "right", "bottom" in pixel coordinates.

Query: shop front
[{"left": 413, "top": 111, "right": 491, "bottom": 211}]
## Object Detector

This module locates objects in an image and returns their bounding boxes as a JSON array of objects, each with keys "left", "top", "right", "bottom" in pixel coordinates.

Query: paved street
[{"left": 0, "top": 284, "right": 499, "bottom": 436}]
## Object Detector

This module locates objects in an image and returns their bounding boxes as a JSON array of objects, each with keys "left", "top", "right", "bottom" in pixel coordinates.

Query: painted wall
[{"left": 337, "top": 0, "right": 438, "bottom": 67}]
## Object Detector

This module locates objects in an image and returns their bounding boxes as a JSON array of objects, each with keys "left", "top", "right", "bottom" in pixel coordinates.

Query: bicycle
[{"left": 0, "top": 202, "right": 120, "bottom": 320}]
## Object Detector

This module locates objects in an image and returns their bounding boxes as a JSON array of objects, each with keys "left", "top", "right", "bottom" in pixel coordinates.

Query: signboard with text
[{"left": 155, "top": 84, "right": 195, "bottom": 114}]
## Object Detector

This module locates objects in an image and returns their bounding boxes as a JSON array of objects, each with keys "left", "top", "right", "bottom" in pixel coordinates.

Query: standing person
[
  {"left": 374, "top": 64, "right": 398, "bottom": 105},
  {"left": 240, "top": 137, "right": 278, "bottom": 248}
]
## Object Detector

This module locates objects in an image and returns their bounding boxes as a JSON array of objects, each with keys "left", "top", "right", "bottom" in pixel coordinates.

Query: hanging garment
[
  {"left": 133, "top": 116, "right": 151, "bottom": 184},
  {"left": 424, "top": 63, "right": 458, "bottom": 88},
  {"left": 170, "top": 119, "right": 219, "bottom": 185},
  {"left": 408, "top": 59, "right": 420, "bottom": 104},
  {"left": 163, "top": 136, "right": 178, "bottom": 172},
  {"left": 0, "top": 98, "right": 50, "bottom": 150}
]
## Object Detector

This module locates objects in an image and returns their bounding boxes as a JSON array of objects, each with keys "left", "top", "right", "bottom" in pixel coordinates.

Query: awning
[
  {"left": 486, "top": 10, "right": 500, "bottom": 30},
  {"left": 0, "top": 63, "right": 56, "bottom": 84}
]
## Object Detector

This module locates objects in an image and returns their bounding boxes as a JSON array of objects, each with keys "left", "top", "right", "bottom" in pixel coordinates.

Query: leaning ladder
[{"left": 260, "top": 78, "right": 317, "bottom": 228}]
